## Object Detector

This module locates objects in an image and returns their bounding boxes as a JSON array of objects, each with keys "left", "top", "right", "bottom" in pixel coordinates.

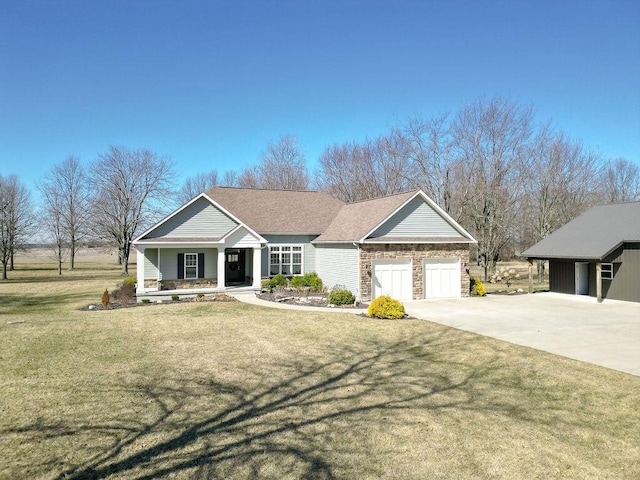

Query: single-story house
[
  {"left": 133, "top": 187, "right": 477, "bottom": 301},
  {"left": 521, "top": 202, "right": 640, "bottom": 303}
]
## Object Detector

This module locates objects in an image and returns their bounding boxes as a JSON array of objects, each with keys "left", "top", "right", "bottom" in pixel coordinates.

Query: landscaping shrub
[
  {"left": 111, "top": 282, "right": 135, "bottom": 304},
  {"left": 263, "top": 273, "right": 288, "bottom": 291},
  {"left": 171, "top": 295, "right": 180, "bottom": 301},
  {"left": 367, "top": 295, "right": 405, "bottom": 319},
  {"left": 122, "top": 276, "right": 137, "bottom": 286},
  {"left": 470, "top": 278, "right": 487, "bottom": 297},
  {"left": 328, "top": 288, "right": 355, "bottom": 306},
  {"left": 141, "top": 298, "right": 150, "bottom": 304},
  {"left": 101, "top": 289, "right": 110, "bottom": 308},
  {"left": 290, "top": 272, "right": 323, "bottom": 292}
]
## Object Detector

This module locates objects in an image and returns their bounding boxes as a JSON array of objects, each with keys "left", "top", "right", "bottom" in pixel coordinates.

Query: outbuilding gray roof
[{"left": 521, "top": 202, "right": 640, "bottom": 260}]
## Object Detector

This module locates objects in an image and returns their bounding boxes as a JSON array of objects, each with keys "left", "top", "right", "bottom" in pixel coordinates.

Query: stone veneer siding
[
  {"left": 359, "top": 243, "right": 471, "bottom": 301},
  {"left": 158, "top": 279, "right": 217, "bottom": 290}
]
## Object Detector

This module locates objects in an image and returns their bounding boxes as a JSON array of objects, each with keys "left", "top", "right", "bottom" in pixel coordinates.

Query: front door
[{"left": 225, "top": 249, "right": 246, "bottom": 286}]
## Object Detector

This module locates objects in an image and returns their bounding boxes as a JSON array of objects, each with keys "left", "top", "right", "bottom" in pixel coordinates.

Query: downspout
[{"left": 353, "top": 242, "right": 361, "bottom": 302}]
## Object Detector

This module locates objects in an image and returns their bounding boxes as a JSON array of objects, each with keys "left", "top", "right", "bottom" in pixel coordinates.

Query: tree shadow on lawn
[
  {"left": 2, "top": 333, "right": 622, "bottom": 479},
  {"left": 0, "top": 292, "right": 94, "bottom": 316}
]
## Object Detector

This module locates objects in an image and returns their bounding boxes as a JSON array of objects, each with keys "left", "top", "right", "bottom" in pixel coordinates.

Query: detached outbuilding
[{"left": 521, "top": 202, "right": 640, "bottom": 303}]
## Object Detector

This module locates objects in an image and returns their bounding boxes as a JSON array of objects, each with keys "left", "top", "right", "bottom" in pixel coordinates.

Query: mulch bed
[{"left": 257, "top": 291, "right": 366, "bottom": 309}]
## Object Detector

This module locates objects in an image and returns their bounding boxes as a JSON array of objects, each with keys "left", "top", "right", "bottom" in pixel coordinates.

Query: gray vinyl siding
[
  {"left": 144, "top": 248, "right": 159, "bottom": 279},
  {"left": 603, "top": 243, "right": 640, "bottom": 302},
  {"left": 143, "top": 197, "right": 237, "bottom": 239},
  {"left": 262, "top": 235, "right": 317, "bottom": 276},
  {"left": 315, "top": 244, "right": 359, "bottom": 296},
  {"left": 371, "top": 196, "right": 460, "bottom": 238},
  {"left": 158, "top": 248, "right": 218, "bottom": 280}
]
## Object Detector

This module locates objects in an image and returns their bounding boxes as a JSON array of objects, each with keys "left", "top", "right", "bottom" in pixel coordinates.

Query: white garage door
[
  {"left": 423, "top": 258, "right": 460, "bottom": 299},
  {"left": 372, "top": 259, "right": 412, "bottom": 300}
]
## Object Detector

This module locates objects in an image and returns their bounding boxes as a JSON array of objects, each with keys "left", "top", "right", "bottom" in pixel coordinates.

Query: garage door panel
[
  {"left": 373, "top": 260, "right": 412, "bottom": 300},
  {"left": 424, "top": 258, "right": 460, "bottom": 299}
]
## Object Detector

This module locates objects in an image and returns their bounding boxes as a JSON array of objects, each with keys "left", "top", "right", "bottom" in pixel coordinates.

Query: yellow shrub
[
  {"left": 471, "top": 278, "right": 487, "bottom": 297},
  {"left": 367, "top": 295, "right": 406, "bottom": 319}
]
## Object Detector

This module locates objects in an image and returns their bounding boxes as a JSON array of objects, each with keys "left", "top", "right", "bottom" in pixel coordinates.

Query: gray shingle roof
[
  {"left": 204, "top": 186, "right": 345, "bottom": 235},
  {"left": 521, "top": 202, "right": 640, "bottom": 260},
  {"left": 314, "top": 190, "right": 418, "bottom": 242}
]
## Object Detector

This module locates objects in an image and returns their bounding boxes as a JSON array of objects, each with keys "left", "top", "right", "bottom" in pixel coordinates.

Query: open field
[{"left": 1, "top": 253, "right": 638, "bottom": 479}]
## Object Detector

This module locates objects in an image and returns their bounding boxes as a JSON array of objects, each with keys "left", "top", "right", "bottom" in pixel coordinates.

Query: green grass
[{"left": 1, "top": 256, "right": 639, "bottom": 479}]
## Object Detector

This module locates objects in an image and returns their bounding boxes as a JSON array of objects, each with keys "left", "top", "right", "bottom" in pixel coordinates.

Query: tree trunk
[
  {"left": 537, "top": 260, "right": 545, "bottom": 283},
  {"left": 120, "top": 245, "right": 129, "bottom": 275},
  {"left": 9, "top": 248, "right": 14, "bottom": 271},
  {"left": 69, "top": 238, "right": 76, "bottom": 270},
  {"left": 2, "top": 261, "right": 7, "bottom": 280}
]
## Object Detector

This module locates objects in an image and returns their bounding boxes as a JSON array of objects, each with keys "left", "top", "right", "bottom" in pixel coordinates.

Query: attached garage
[
  {"left": 372, "top": 259, "right": 413, "bottom": 300},
  {"left": 423, "top": 258, "right": 461, "bottom": 298}
]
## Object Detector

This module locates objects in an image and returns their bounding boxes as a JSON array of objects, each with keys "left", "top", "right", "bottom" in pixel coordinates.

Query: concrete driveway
[{"left": 404, "top": 292, "right": 640, "bottom": 377}]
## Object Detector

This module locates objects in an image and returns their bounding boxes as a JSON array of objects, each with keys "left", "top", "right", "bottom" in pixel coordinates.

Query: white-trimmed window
[
  {"left": 269, "top": 245, "right": 303, "bottom": 276},
  {"left": 601, "top": 263, "right": 614, "bottom": 280},
  {"left": 185, "top": 253, "right": 198, "bottom": 279}
]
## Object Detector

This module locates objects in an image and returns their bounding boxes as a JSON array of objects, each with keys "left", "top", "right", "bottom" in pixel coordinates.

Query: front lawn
[{"left": 1, "top": 259, "right": 638, "bottom": 479}]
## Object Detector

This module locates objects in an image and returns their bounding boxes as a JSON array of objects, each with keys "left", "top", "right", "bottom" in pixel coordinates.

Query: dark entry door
[{"left": 225, "top": 249, "right": 246, "bottom": 285}]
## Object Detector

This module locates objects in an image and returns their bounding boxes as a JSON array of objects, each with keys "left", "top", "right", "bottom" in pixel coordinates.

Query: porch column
[
  {"left": 136, "top": 247, "right": 145, "bottom": 294},
  {"left": 596, "top": 261, "right": 602, "bottom": 303},
  {"left": 252, "top": 247, "right": 262, "bottom": 288},
  {"left": 217, "top": 248, "right": 226, "bottom": 290}
]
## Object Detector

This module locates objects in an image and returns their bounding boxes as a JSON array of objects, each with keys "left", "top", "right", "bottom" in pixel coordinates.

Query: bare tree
[
  {"left": 401, "top": 114, "right": 460, "bottom": 215},
  {"left": 257, "top": 135, "right": 309, "bottom": 190},
  {"left": 39, "top": 182, "right": 68, "bottom": 275},
  {"left": 228, "top": 135, "right": 310, "bottom": 191},
  {"left": 40, "top": 156, "right": 90, "bottom": 270},
  {"left": 178, "top": 170, "right": 218, "bottom": 204},
  {"left": 89, "top": 146, "right": 175, "bottom": 275},
  {"left": 450, "top": 96, "right": 535, "bottom": 280},
  {"left": 599, "top": 157, "right": 640, "bottom": 203},
  {"left": 0, "top": 175, "right": 36, "bottom": 279},
  {"left": 520, "top": 127, "right": 600, "bottom": 280},
  {"left": 316, "top": 132, "right": 412, "bottom": 202},
  {"left": 221, "top": 170, "right": 239, "bottom": 187},
  {"left": 236, "top": 165, "right": 261, "bottom": 188}
]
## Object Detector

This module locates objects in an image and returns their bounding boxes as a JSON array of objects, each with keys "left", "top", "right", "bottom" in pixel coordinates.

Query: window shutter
[
  {"left": 177, "top": 253, "right": 184, "bottom": 279},
  {"left": 198, "top": 253, "right": 205, "bottom": 278}
]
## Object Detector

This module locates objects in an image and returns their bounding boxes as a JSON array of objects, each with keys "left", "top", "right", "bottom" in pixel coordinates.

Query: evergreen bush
[
  {"left": 101, "top": 289, "right": 110, "bottom": 308},
  {"left": 367, "top": 295, "right": 405, "bottom": 319},
  {"left": 290, "top": 272, "right": 323, "bottom": 292},
  {"left": 328, "top": 289, "right": 355, "bottom": 305},
  {"left": 471, "top": 278, "right": 487, "bottom": 297}
]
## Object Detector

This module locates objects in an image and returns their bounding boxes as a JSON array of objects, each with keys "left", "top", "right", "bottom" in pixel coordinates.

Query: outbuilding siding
[
  {"left": 603, "top": 243, "right": 640, "bottom": 302},
  {"left": 144, "top": 197, "right": 237, "bottom": 239},
  {"left": 549, "top": 260, "right": 576, "bottom": 295},
  {"left": 371, "top": 196, "right": 460, "bottom": 238}
]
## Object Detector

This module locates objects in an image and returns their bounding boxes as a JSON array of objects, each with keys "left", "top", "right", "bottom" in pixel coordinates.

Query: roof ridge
[
  {"left": 345, "top": 189, "right": 419, "bottom": 205},
  {"left": 207, "top": 185, "right": 322, "bottom": 194}
]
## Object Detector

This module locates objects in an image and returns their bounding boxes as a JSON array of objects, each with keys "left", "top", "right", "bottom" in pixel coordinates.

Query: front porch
[{"left": 135, "top": 240, "right": 264, "bottom": 296}]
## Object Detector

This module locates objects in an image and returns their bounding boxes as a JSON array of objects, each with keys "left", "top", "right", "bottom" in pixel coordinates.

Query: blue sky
[{"left": 1, "top": 0, "right": 639, "bottom": 194}]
